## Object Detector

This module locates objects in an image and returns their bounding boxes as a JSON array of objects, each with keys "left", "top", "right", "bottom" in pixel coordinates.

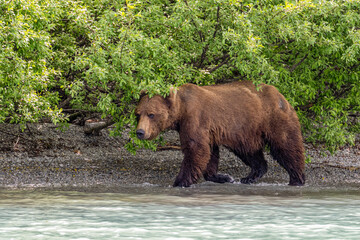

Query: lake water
[{"left": 0, "top": 183, "right": 359, "bottom": 240}]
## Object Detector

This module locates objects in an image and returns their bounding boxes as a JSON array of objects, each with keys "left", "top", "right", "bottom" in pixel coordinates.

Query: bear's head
[{"left": 135, "top": 88, "right": 178, "bottom": 140}]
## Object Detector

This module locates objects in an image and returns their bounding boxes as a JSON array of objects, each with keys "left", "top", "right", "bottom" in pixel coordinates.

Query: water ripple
[{"left": 0, "top": 187, "right": 359, "bottom": 239}]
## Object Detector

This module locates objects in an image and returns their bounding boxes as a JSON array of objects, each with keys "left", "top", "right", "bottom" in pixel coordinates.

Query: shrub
[{"left": 1, "top": 0, "right": 359, "bottom": 153}]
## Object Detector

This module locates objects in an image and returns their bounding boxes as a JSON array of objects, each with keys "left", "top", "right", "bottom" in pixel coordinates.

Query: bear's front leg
[{"left": 173, "top": 140, "right": 210, "bottom": 187}]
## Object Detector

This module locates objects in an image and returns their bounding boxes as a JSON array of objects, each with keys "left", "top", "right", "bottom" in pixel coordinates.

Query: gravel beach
[{"left": 0, "top": 123, "right": 359, "bottom": 189}]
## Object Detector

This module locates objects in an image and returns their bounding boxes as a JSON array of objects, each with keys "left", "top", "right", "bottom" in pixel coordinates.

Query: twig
[
  {"left": 0, "top": 128, "right": 29, "bottom": 141},
  {"left": 13, "top": 136, "right": 20, "bottom": 151},
  {"left": 157, "top": 145, "right": 182, "bottom": 151}
]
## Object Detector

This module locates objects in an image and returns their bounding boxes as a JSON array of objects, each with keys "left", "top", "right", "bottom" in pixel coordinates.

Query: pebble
[{"left": 0, "top": 124, "right": 359, "bottom": 189}]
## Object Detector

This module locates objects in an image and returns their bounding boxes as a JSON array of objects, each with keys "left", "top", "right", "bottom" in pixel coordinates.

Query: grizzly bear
[{"left": 135, "top": 81, "right": 305, "bottom": 187}]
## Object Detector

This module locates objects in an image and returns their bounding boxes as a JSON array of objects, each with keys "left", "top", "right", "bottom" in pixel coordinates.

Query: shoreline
[{"left": 0, "top": 123, "right": 359, "bottom": 190}]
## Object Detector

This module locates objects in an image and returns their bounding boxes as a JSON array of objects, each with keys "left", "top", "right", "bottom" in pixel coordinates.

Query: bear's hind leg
[
  {"left": 234, "top": 150, "right": 268, "bottom": 184},
  {"left": 268, "top": 128, "right": 305, "bottom": 186},
  {"left": 269, "top": 144, "right": 305, "bottom": 186},
  {"left": 203, "top": 145, "right": 234, "bottom": 184}
]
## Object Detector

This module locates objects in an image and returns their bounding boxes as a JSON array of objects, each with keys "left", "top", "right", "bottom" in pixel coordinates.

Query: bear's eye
[{"left": 148, "top": 114, "right": 155, "bottom": 119}]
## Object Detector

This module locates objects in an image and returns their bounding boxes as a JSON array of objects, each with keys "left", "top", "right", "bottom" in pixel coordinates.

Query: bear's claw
[
  {"left": 205, "top": 174, "right": 234, "bottom": 184},
  {"left": 173, "top": 175, "right": 195, "bottom": 188},
  {"left": 173, "top": 180, "right": 192, "bottom": 188},
  {"left": 240, "top": 177, "right": 257, "bottom": 184}
]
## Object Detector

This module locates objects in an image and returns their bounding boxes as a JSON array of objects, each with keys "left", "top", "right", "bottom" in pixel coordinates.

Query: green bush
[
  {"left": 0, "top": 0, "right": 359, "bottom": 153},
  {"left": 0, "top": 0, "right": 63, "bottom": 125}
]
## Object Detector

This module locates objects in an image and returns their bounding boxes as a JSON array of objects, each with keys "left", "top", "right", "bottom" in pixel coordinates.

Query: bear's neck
[{"left": 167, "top": 90, "right": 182, "bottom": 131}]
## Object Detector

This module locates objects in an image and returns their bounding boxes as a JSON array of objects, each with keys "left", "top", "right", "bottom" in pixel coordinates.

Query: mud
[{"left": 0, "top": 123, "right": 359, "bottom": 190}]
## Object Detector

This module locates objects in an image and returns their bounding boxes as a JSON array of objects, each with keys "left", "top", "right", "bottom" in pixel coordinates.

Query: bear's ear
[
  {"left": 139, "top": 90, "right": 148, "bottom": 100},
  {"left": 165, "top": 86, "right": 177, "bottom": 109}
]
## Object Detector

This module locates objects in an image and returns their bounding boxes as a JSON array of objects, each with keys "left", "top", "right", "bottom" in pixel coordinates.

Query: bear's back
[{"left": 179, "top": 81, "right": 297, "bottom": 132}]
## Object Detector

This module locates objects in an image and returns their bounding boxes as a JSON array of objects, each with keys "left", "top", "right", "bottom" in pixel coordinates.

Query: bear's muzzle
[{"left": 136, "top": 129, "right": 145, "bottom": 140}]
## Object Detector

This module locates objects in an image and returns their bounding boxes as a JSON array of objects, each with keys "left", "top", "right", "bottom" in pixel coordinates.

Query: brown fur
[{"left": 135, "top": 81, "right": 305, "bottom": 187}]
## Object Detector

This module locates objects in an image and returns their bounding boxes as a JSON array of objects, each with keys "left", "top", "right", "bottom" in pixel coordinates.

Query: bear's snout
[{"left": 136, "top": 129, "right": 145, "bottom": 140}]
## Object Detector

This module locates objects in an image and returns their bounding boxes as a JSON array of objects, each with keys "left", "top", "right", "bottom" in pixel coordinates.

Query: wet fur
[{"left": 135, "top": 81, "right": 305, "bottom": 187}]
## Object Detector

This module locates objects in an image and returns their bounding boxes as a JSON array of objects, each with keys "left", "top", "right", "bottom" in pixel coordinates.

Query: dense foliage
[{"left": 1, "top": 0, "right": 359, "bottom": 152}]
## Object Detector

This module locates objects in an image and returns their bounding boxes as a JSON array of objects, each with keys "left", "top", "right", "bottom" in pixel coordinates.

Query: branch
[
  {"left": 84, "top": 118, "right": 115, "bottom": 136},
  {"left": 59, "top": 96, "right": 72, "bottom": 109},
  {"left": 198, "top": 45, "right": 209, "bottom": 68},
  {"left": 296, "top": 103, "right": 314, "bottom": 111},
  {"left": 119, "top": 29, "right": 129, "bottom": 70},
  {"left": 212, "top": 53, "right": 230, "bottom": 63},
  {"left": 67, "top": 111, "right": 85, "bottom": 123},
  {"left": 349, "top": 113, "right": 359, "bottom": 117},
  {"left": 267, "top": 39, "right": 295, "bottom": 47},
  {"left": 184, "top": 0, "right": 205, "bottom": 42},
  {"left": 289, "top": 54, "right": 308, "bottom": 72},
  {"left": 334, "top": 85, "right": 353, "bottom": 100},
  {"left": 213, "top": 5, "right": 221, "bottom": 39},
  {"left": 197, "top": 6, "right": 221, "bottom": 68},
  {"left": 349, "top": 59, "right": 360, "bottom": 71},
  {"left": 208, "top": 54, "right": 231, "bottom": 73}
]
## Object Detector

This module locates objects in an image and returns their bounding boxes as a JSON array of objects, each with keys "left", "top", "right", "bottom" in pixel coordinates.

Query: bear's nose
[{"left": 136, "top": 129, "right": 145, "bottom": 139}]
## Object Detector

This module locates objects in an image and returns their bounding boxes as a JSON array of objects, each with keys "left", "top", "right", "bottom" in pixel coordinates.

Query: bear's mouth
[{"left": 145, "top": 134, "right": 157, "bottom": 140}]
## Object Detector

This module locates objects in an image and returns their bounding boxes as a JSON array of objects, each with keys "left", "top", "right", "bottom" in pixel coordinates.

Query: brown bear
[{"left": 135, "top": 81, "right": 305, "bottom": 187}]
